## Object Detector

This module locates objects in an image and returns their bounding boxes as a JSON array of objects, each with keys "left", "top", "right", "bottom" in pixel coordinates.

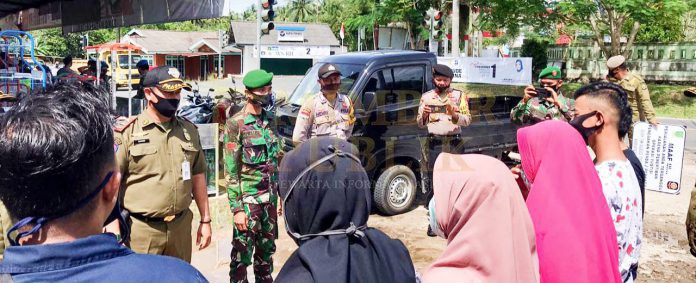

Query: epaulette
[
  {"left": 178, "top": 116, "right": 198, "bottom": 128},
  {"left": 114, "top": 116, "right": 137, "bottom": 133}
]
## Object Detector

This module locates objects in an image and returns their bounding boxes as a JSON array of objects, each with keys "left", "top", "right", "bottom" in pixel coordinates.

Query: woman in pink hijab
[
  {"left": 518, "top": 120, "right": 621, "bottom": 283},
  {"left": 423, "top": 153, "right": 539, "bottom": 283}
]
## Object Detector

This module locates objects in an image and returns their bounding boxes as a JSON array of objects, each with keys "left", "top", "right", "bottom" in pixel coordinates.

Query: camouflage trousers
[{"left": 230, "top": 202, "right": 277, "bottom": 283}]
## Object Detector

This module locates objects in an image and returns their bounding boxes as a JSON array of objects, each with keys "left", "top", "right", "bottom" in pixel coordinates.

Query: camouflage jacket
[
  {"left": 510, "top": 92, "right": 575, "bottom": 125},
  {"left": 224, "top": 109, "right": 282, "bottom": 213}
]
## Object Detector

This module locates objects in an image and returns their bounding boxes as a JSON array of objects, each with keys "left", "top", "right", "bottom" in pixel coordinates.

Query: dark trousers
[{"left": 423, "top": 135, "right": 465, "bottom": 203}]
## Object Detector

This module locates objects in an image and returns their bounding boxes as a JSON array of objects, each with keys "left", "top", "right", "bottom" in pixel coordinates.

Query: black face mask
[
  {"left": 7, "top": 172, "right": 129, "bottom": 245},
  {"left": 436, "top": 84, "right": 449, "bottom": 93},
  {"left": 152, "top": 98, "right": 180, "bottom": 118},
  {"left": 569, "top": 111, "right": 600, "bottom": 144},
  {"left": 104, "top": 200, "right": 130, "bottom": 244},
  {"left": 250, "top": 93, "right": 272, "bottom": 107},
  {"left": 322, "top": 83, "right": 341, "bottom": 93}
]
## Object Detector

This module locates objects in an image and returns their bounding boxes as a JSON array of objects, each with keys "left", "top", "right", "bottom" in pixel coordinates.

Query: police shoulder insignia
[
  {"left": 178, "top": 116, "right": 198, "bottom": 128},
  {"left": 114, "top": 117, "right": 137, "bottom": 133}
]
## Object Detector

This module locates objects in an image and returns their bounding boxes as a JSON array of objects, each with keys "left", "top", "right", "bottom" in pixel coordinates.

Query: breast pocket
[
  {"left": 129, "top": 146, "right": 158, "bottom": 173},
  {"left": 180, "top": 142, "right": 199, "bottom": 163},
  {"left": 241, "top": 136, "right": 268, "bottom": 164}
]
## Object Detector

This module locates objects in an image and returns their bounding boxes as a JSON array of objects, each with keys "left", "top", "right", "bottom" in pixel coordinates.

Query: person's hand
[
  {"left": 234, "top": 211, "right": 248, "bottom": 231},
  {"left": 650, "top": 119, "right": 659, "bottom": 126},
  {"left": 523, "top": 85, "right": 536, "bottom": 103},
  {"left": 446, "top": 104, "right": 458, "bottom": 117},
  {"left": 422, "top": 105, "right": 432, "bottom": 115},
  {"left": 196, "top": 222, "right": 212, "bottom": 250},
  {"left": 511, "top": 165, "right": 522, "bottom": 179},
  {"left": 545, "top": 86, "right": 559, "bottom": 105}
]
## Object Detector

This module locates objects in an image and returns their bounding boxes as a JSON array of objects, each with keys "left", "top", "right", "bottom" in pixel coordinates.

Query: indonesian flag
[{"left": 340, "top": 23, "right": 345, "bottom": 40}]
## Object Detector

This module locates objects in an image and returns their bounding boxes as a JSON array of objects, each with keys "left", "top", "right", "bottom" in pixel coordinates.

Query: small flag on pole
[{"left": 340, "top": 23, "right": 345, "bottom": 40}]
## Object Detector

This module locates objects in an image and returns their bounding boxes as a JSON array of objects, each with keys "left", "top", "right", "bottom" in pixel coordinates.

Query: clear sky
[{"left": 226, "top": 0, "right": 291, "bottom": 15}]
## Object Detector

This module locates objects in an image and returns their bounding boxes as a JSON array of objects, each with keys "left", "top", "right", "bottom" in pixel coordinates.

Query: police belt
[
  {"left": 428, "top": 134, "right": 461, "bottom": 139},
  {"left": 130, "top": 210, "right": 185, "bottom": 223}
]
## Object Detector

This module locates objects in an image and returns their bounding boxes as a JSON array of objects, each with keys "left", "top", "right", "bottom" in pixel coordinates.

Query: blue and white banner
[{"left": 438, "top": 57, "right": 533, "bottom": 86}]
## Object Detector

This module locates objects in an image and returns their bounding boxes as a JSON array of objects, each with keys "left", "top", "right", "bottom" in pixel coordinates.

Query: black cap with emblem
[
  {"left": 433, "top": 64, "right": 454, "bottom": 79},
  {"left": 142, "top": 66, "right": 192, "bottom": 92},
  {"left": 318, "top": 63, "right": 342, "bottom": 79}
]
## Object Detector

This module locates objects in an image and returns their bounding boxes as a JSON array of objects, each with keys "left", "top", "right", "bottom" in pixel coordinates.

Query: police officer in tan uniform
[
  {"left": 607, "top": 55, "right": 658, "bottom": 142},
  {"left": 417, "top": 64, "right": 471, "bottom": 236},
  {"left": 114, "top": 66, "right": 212, "bottom": 262},
  {"left": 292, "top": 63, "right": 355, "bottom": 145},
  {"left": 417, "top": 64, "right": 472, "bottom": 158}
]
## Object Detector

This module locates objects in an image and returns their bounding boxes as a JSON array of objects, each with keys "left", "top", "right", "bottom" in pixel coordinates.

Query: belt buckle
[{"left": 163, "top": 215, "right": 176, "bottom": 222}]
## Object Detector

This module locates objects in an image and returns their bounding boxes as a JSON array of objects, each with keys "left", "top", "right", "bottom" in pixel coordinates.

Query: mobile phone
[
  {"left": 430, "top": 105, "right": 447, "bottom": 114},
  {"left": 534, "top": 87, "right": 551, "bottom": 99}
]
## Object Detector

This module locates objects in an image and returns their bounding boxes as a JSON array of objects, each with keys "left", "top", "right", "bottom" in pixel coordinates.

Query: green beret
[
  {"left": 243, "top": 69, "right": 274, "bottom": 89},
  {"left": 539, "top": 66, "right": 562, "bottom": 79}
]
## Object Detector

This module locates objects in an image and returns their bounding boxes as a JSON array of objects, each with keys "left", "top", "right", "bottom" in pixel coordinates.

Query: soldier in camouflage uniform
[
  {"left": 510, "top": 66, "right": 575, "bottom": 125},
  {"left": 224, "top": 69, "right": 282, "bottom": 283}
]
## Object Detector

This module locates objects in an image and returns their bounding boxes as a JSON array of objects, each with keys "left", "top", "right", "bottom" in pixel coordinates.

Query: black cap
[
  {"left": 142, "top": 66, "right": 192, "bottom": 92},
  {"left": 318, "top": 63, "right": 342, "bottom": 79},
  {"left": 433, "top": 64, "right": 454, "bottom": 79}
]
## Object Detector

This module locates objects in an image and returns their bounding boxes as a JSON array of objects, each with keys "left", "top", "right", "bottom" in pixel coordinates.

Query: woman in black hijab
[{"left": 277, "top": 137, "right": 417, "bottom": 283}]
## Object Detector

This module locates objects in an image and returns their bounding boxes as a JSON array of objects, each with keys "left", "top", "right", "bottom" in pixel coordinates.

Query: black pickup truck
[{"left": 275, "top": 50, "right": 522, "bottom": 215}]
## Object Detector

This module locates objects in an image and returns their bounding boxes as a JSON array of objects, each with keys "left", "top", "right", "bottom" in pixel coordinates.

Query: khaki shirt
[
  {"left": 416, "top": 88, "right": 471, "bottom": 136},
  {"left": 292, "top": 91, "right": 355, "bottom": 145},
  {"left": 618, "top": 73, "right": 657, "bottom": 124},
  {"left": 115, "top": 112, "right": 206, "bottom": 218}
]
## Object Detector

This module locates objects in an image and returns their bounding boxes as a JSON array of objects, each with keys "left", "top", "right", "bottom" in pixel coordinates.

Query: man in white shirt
[{"left": 569, "top": 82, "right": 643, "bottom": 283}]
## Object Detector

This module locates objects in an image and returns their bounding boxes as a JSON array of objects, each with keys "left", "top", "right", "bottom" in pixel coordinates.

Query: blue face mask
[
  {"left": 6, "top": 172, "right": 130, "bottom": 246},
  {"left": 428, "top": 198, "right": 445, "bottom": 238}
]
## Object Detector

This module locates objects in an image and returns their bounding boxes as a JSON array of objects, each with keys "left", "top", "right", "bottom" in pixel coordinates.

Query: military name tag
[
  {"left": 134, "top": 138, "right": 149, "bottom": 145},
  {"left": 182, "top": 160, "right": 191, "bottom": 181}
]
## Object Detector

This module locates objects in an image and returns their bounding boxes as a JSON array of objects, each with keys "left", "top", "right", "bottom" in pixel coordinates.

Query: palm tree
[{"left": 285, "top": 0, "right": 317, "bottom": 23}]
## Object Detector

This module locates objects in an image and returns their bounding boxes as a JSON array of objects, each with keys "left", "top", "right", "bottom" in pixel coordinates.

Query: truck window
[{"left": 366, "top": 65, "right": 424, "bottom": 107}]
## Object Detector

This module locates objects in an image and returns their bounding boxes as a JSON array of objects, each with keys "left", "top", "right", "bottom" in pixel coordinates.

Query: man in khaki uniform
[
  {"left": 417, "top": 64, "right": 471, "bottom": 236},
  {"left": 607, "top": 55, "right": 658, "bottom": 142},
  {"left": 114, "top": 66, "right": 212, "bottom": 262},
  {"left": 292, "top": 63, "right": 355, "bottom": 145}
]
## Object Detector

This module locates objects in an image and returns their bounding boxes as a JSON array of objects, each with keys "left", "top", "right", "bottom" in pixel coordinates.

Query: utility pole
[
  {"left": 218, "top": 29, "right": 224, "bottom": 78},
  {"left": 452, "top": 0, "right": 460, "bottom": 57},
  {"left": 256, "top": 0, "right": 261, "bottom": 67}
]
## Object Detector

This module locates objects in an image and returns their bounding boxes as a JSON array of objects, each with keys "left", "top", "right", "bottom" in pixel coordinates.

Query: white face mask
[
  {"left": 2, "top": 107, "right": 11, "bottom": 112},
  {"left": 428, "top": 198, "right": 445, "bottom": 238}
]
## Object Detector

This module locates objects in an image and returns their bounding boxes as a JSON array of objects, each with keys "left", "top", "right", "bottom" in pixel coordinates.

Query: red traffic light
[{"left": 434, "top": 11, "right": 443, "bottom": 21}]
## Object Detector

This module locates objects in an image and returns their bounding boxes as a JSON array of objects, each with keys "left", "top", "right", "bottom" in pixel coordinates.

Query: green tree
[
  {"left": 520, "top": 39, "right": 548, "bottom": 80},
  {"left": 553, "top": 0, "right": 692, "bottom": 58},
  {"left": 284, "top": 0, "right": 318, "bottom": 23}
]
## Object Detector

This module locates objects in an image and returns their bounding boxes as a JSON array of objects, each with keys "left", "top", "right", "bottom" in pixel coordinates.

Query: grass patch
[{"left": 453, "top": 82, "right": 696, "bottom": 119}]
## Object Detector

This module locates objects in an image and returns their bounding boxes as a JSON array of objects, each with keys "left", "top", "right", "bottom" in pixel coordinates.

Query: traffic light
[
  {"left": 423, "top": 8, "right": 444, "bottom": 39},
  {"left": 261, "top": 0, "right": 276, "bottom": 34}
]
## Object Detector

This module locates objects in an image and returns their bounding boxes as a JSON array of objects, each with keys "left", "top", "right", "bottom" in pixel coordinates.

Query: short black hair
[
  {"left": 0, "top": 82, "right": 115, "bottom": 219},
  {"left": 63, "top": 56, "right": 72, "bottom": 66},
  {"left": 574, "top": 82, "right": 632, "bottom": 138}
]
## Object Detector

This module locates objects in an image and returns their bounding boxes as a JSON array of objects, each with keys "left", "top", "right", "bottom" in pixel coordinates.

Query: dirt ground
[{"left": 190, "top": 154, "right": 696, "bottom": 283}]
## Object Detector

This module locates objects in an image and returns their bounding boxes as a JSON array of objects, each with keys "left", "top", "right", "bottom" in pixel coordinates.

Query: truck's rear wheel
[{"left": 374, "top": 165, "right": 417, "bottom": 215}]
